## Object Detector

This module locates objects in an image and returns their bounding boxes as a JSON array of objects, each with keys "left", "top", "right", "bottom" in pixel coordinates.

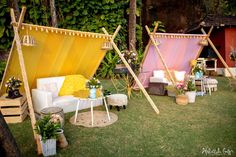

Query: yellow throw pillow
[{"left": 59, "top": 75, "right": 88, "bottom": 96}]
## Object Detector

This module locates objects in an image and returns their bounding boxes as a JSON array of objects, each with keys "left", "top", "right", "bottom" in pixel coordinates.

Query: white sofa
[{"left": 32, "top": 76, "right": 102, "bottom": 113}]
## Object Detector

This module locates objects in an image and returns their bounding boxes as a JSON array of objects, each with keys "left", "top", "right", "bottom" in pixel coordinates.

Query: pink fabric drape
[{"left": 135, "top": 33, "right": 207, "bottom": 88}]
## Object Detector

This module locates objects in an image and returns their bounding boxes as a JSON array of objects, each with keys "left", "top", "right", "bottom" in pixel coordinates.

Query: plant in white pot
[
  {"left": 185, "top": 79, "right": 197, "bottom": 103},
  {"left": 35, "top": 114, "right": 61, "bottom": 157}
]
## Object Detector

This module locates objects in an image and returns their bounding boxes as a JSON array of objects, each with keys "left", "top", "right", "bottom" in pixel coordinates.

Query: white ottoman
[
  {"left": 107, "top": 94, "right": 128, "bottom": 111},
  {"left": 204, "top": 78, "right": 218, "bottom": 91}
]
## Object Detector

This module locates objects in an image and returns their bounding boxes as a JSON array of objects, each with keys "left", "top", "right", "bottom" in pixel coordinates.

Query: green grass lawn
[{"left": 8, "top": 77, "right": 236, "bottom": 157}]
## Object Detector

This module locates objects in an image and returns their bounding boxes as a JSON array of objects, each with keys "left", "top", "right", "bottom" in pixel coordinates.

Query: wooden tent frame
[
  {"left": 102, "top": 27, "right": 160, "bottom": 115},
  {"left": 141, "top": 24, "right": 235, "bottom": 87},
  {"left": 1, "top": 7, "right": 160, "bottom": 154}
]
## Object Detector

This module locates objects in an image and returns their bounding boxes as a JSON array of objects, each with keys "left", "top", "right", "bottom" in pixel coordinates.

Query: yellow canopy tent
[
  {"left": 0, "top": 7, "right": 159, "bottom": 154},
  {"left": 0, "top": 24, "right": 111, "bottom": 93}
]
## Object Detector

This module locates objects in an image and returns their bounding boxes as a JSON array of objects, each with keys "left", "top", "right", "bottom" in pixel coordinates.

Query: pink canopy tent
[{"left": 137, "top": 33, "right": 207, "bottom": 88}]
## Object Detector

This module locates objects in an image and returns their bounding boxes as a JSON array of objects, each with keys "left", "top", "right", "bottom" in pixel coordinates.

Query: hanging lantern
[
  {"left": 101, "top": 41, "right": 113, "bottom": 50},
  {"left": 199, "top": 38, "right": 208, "bottom": 46},
  {"left": 21, "top": 29, "right": 36, "bottom": 46}
]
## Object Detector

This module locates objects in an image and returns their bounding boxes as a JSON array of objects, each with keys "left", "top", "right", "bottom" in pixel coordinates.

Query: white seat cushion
[
  {"left": 150, "top": 77, "right": 167, "bottom": 83},
  {"left": 53, "top": 95, "right": 77, "bottom": 106}
]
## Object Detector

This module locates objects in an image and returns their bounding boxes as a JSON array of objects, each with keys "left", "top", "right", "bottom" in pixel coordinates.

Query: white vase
[
  {"left": 89, "top": 88, "right": 96, "bottom": 99},
  {"left": 40, "top": 138, "right": 56, "bottom": 157},
  {"left": 185, "top": 91, "right": 196, "bottom": 103}
]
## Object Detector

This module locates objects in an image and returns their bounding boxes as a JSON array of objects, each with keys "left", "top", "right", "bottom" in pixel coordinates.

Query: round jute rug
[{"left": 69, "top": 111, "right": 118, "bottom": 128}]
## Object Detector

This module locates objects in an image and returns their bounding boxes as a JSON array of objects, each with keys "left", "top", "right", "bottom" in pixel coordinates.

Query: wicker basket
[{"left": 176, "top": 95, "right": 188, "bottom": 105}]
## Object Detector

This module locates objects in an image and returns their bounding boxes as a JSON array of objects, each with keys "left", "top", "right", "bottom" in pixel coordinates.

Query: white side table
[{"left": 74, "top": 97, "right": 110, "bottom": 126}]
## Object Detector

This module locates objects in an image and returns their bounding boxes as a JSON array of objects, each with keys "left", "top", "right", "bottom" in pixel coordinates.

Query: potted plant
[
  {"left": 193, "top": 65, "right": 203, "bottom": 79},
  {"left": 35, "top": 114, "right": 61, "bottom": 156},
  {"left": 86, "top": 77, "right": 101, "bottom": 99},
  {"left": 5, "top": 77, "right": 22, "bottom": 99},
  {"left": 185, "top": 79, "right": 197, "bottom": 103},
  {"left": 175, "top": 82, "right": 188, "bottom": 105}
]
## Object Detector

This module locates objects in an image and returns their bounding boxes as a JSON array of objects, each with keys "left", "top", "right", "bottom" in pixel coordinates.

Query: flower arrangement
[
  {"left": 119, "top": 50, "right": 137, "bottom": 64},
  {"left": 5, "top": 77, "right": 22, "bottom": 98},
  {"left": 175, "top": 82, "right": 186, "bottom": 95},
  {"left": 117, "top": 50, "right": 139, "bottom": 72},
  {"left": 34, "top": 114, "right": 61, "bottom": 142},
  {"left": 5, "top": 77, "right": 22, "bottom": 92},
  {"left": 166, "top": 82, "right": 186, "bottom": 95},
  {"left": 192, "top": 65, "right": 203, "bottom": 74},
  {"left": 86, "top": 77, "right": 101, "bottom": 89}
]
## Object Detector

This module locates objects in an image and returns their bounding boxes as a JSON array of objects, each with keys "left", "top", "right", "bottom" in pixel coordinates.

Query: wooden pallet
[{"left": 0, "top": 95, "right": 28, "bottom": 123}]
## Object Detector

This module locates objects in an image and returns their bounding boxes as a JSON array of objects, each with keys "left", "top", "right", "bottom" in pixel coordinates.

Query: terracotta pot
[{"left": 176, "top": 95, "right": 188, "bottom": 105}]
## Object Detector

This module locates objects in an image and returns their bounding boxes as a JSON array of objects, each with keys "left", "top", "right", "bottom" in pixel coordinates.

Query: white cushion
[
  {"left": 150, "top": 77, "right": 168, "bottom": 83},
  {"left": 153, "top": 70, "right": 164, "bottom": 78},
  {"left": 41, "top": 82, "right": 58, "bottom": 98},
  {"left": 37, "top": 76, "right": 65, "bottom": 96},
  {"left": 174, "top": 71, "right": 186, "bottom": 82}
]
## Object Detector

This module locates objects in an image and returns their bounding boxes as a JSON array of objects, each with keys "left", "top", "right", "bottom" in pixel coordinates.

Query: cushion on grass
[{"left": 59, "top": 75, "right": 88, "bottom": 96}]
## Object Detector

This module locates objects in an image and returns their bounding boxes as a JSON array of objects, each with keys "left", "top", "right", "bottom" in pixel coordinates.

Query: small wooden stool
[
  {"left": 40, "top": 107, "right": 65, "bottom": 127},
  {"left": 107, "top": 94, "right": 128, "bottom": 111}
]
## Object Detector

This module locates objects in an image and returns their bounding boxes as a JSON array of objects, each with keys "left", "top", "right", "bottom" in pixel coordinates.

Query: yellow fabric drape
[{"left": 0, "top": 24, "right": 108, "bottom": 95}]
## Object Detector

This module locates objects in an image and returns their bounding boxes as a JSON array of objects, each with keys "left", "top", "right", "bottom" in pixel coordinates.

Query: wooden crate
[
  {"left": 0, "top": 95, "right": 28, "bottom": 123},
  {"left": 148, "top": 82, "right": 168, "bottom": 96}
]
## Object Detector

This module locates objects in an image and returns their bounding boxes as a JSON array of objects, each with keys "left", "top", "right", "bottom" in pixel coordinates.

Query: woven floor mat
[{"left": 70, "top": 111, "right": 118, "bottom": 127}]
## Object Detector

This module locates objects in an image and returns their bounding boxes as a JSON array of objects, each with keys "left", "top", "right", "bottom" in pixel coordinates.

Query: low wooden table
[
  {"left": 0, "top": 94, "right": 28, "bottom": 123},
  {"left": 148, "top": 82, "right": 168, "bottom": 96}
]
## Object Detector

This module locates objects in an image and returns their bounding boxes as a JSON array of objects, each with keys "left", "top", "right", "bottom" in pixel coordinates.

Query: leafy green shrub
[
  {"left": 0, "top": 61, "right": 6, "bottom": 81},
  {"left": 97, "top": 51, "right": 120, "bottom": 78}
]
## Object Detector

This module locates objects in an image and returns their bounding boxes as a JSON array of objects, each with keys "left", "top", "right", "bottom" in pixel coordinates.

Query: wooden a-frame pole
[
  {"left": 140, "top": 22, "right": 159, "bottom": 68},
  {"left": 10, "top": 7, "right": 42, "bottom": 154},
  {"left": 195, "top": 27, "right": 213, "bottom": 59},
  {"left": 145, "top": 26, "right": 176, "bottom": 86},
  {"left": 0, "top": 6, "right": 27, "bottom": 92},
  {"left": 201, "top": 28, "right": 236, "bottom": 79},
  {"left": 189, "top": 27, "right": 213, "bottom": 74},
  {"left": 102, "top": 26, "right": 160, "bottom": 114}
]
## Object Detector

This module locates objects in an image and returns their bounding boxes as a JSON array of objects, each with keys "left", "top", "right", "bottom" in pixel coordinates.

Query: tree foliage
[
  {"left": 0, "top": 0, "right": 129, "bottom": 52},
  {"left": 203, "top": 0, "right": 236, "bottom": 16},
  {"left": 0, "top": 0, "right": 14, "bottom": 51}
]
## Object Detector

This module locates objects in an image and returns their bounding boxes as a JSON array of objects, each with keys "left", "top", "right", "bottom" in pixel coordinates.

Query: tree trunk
[
  {"left": 128, "top": 0, "right": 136, "bottom": 51},
  {"left": 49, "top": 0, "right": 58, "bottom": 27},
  {"left": 0, "top": 111, "right": 21, "bottom": 157},
  {"left": 8, "top": 0, "right": 20, "bottom": 21}
]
